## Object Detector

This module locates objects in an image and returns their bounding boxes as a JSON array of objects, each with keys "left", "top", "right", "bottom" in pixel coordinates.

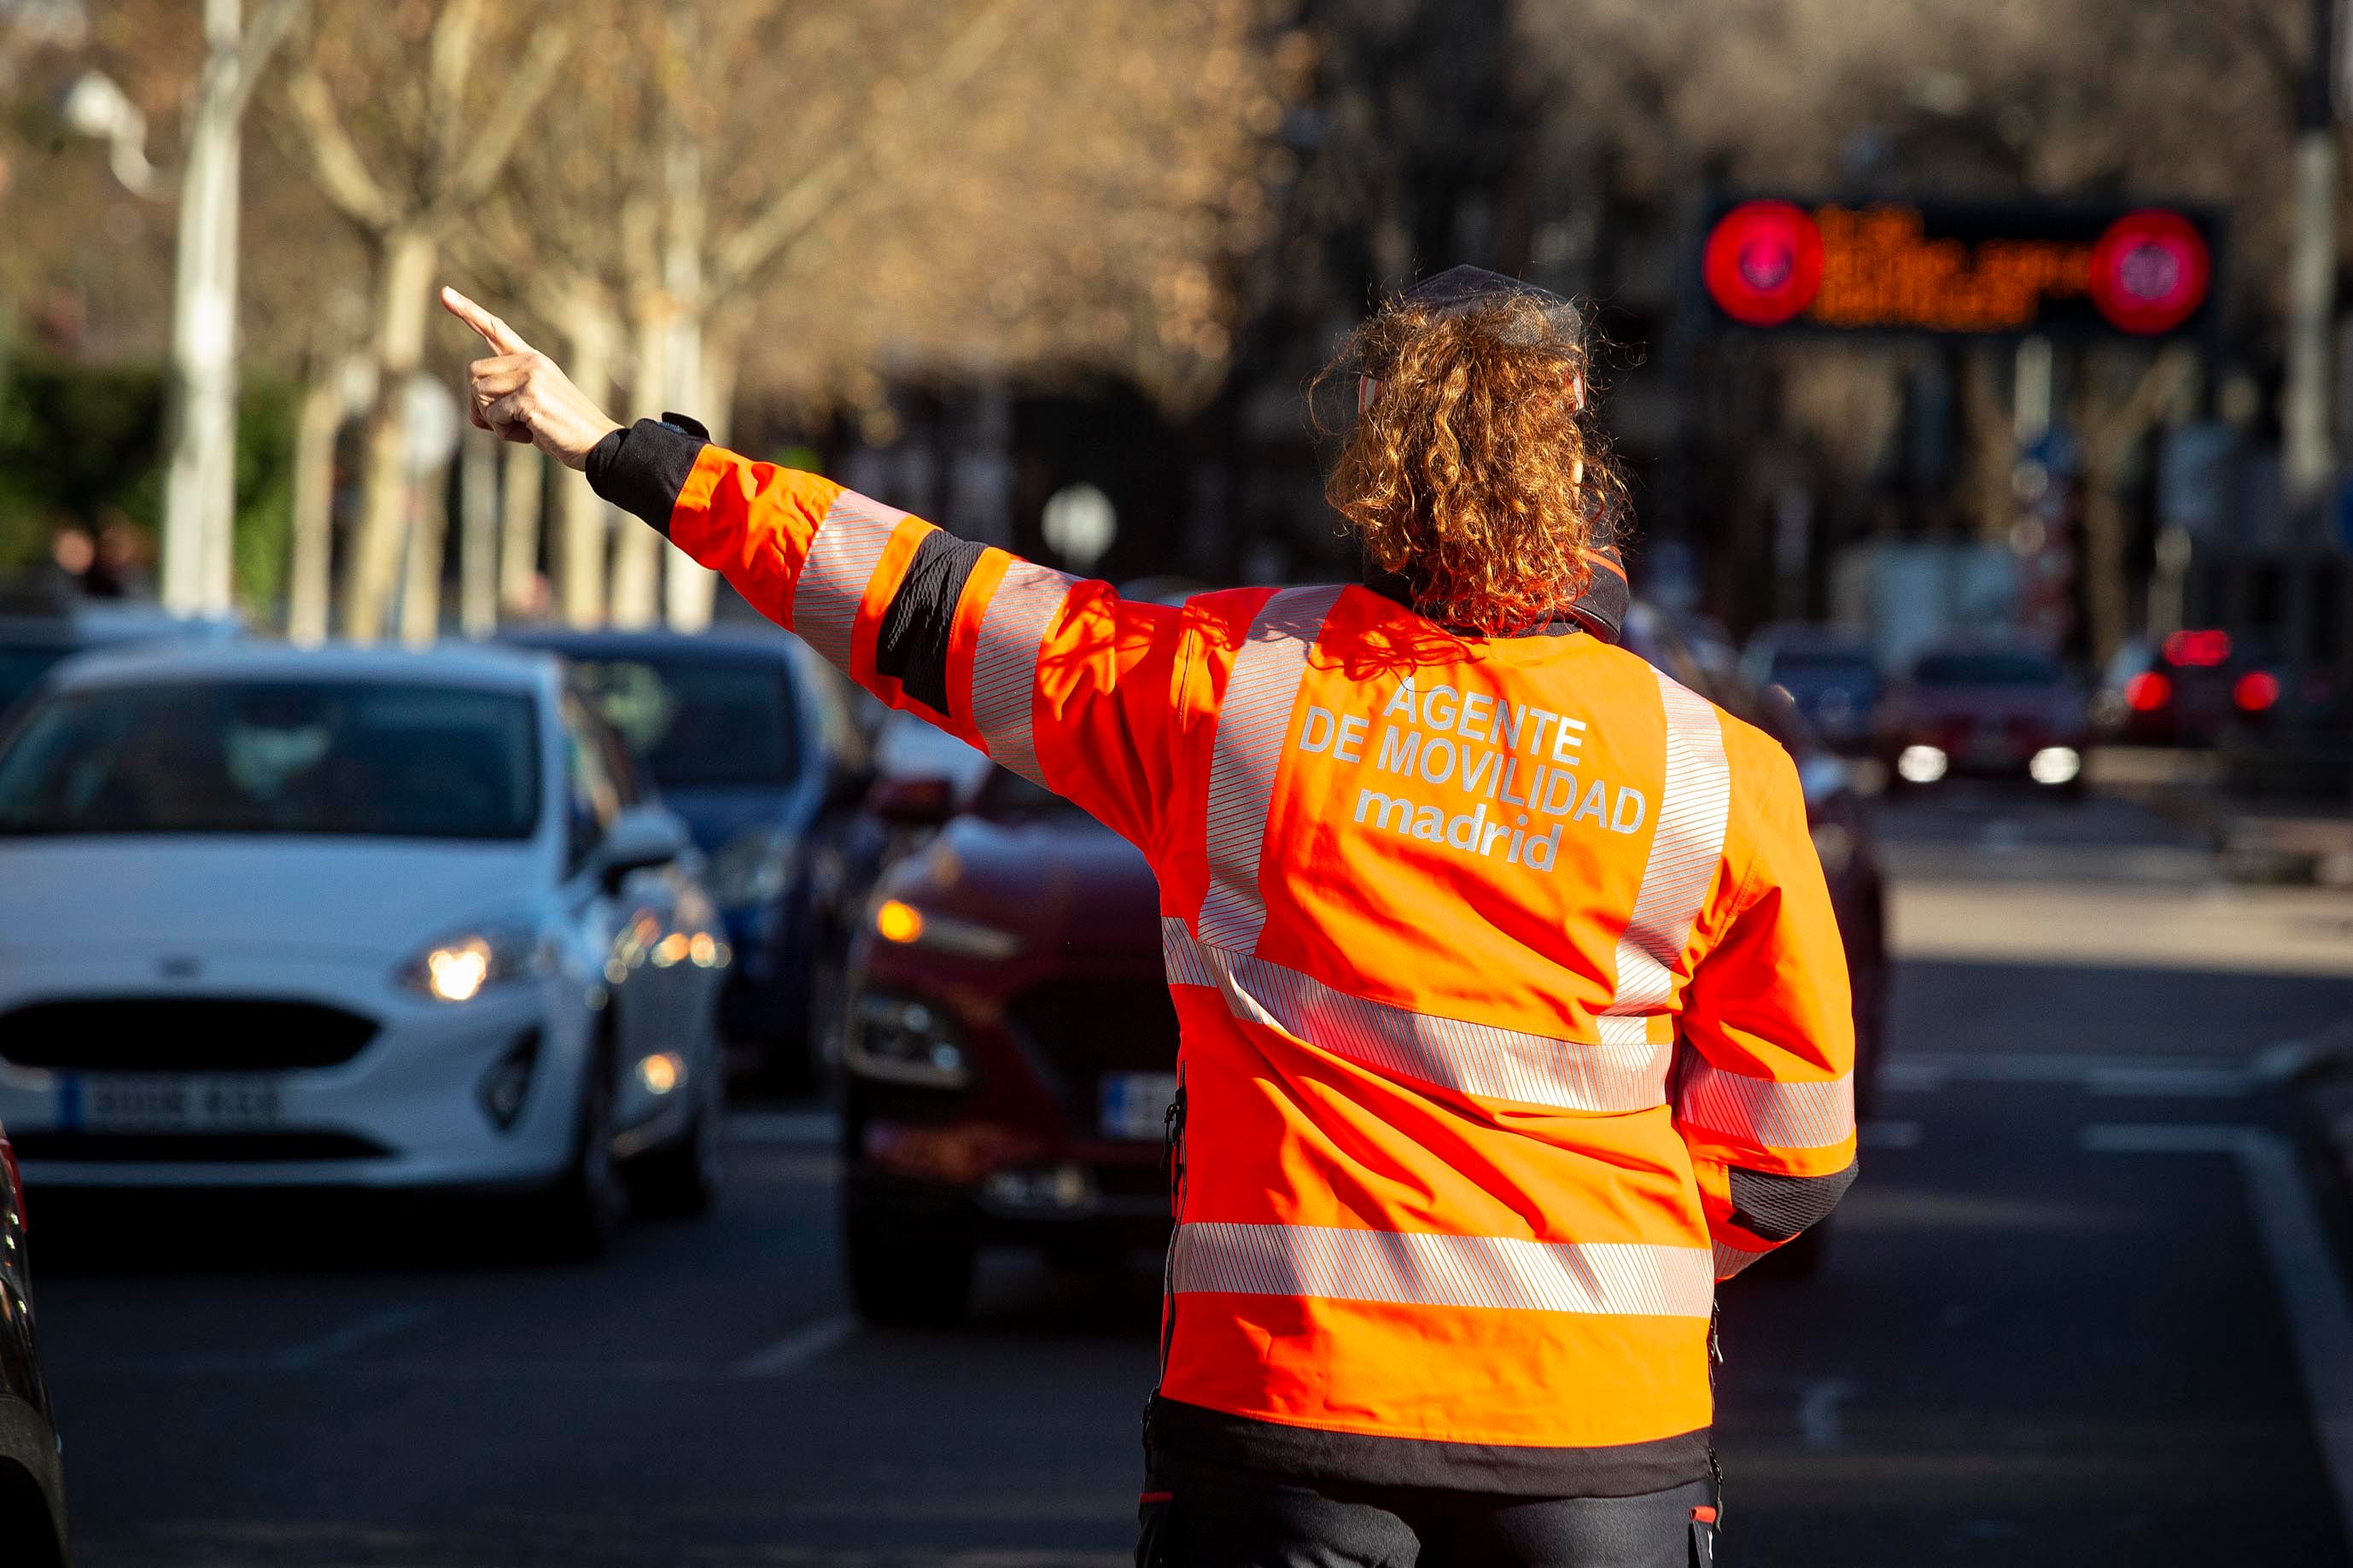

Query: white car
[{"left": 0, "top": 640, "right": 730, "bottom": 1254}]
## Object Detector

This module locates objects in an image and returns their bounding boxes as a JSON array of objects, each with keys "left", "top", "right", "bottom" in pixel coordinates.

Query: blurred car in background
[
  {"left": 1876, "top": 638, "right": 2089, "bottom": 795},
  {"left": 0, "top": 589, "right": 239, "bottom": 720},
  {"left": 0, "top": 1122, "right": 67, "bottom": 1568},
  {"left": 834, "top": 608, "right": 1893, "bottom": 1324},
  {"left": 2093, "top": 628, "right": 2285, "bottom": 747},
  {"left": 834, "top": 749, "right": 1171, "bottom": 1326},
  {"left": 1623, "top": 604, "right": 1889, "bottom": 1109},
  {"left": 0, "top": 642, "right": 727, "bottom": 1252},
  {"left": 1743, "top": 623, "right": 1882, "bottom": 755},
  {"left": 500, "top": 627, "right": 881, "bottom": 1088}
]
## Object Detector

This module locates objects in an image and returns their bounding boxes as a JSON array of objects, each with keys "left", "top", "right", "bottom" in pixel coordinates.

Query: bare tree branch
[
  {"left": 709, "top": 0, "right": 1025, "bottom": 296},
  {"left": 427, "top": 0, "right": 488, "bottom": 175},
  {"left": 284, "top": 64, "right": 401, "bottom": 231},
  {"left": 225, "top": 0, "right": 313, "bottom": 122},
  {"left": 438, "top": 18, "right": 578, "bottom": 215}
]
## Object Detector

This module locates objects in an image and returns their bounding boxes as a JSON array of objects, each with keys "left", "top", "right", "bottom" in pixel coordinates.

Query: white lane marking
[
  {"left": 1796, "top": 1378, "right": 1855, "bottom": 1449},
  {"left": 2080, "top": 1123, "right": 2256, "bottom": 1154},
  {"left": 1860, "top": 1120, "right": 1922, "bottom": 1149},
  {"left": 77, "top": 1356, "right": 716, "bottom": 1382},
  {"left": 275, "top": 1304, "right": 435, "bottom": 1370},
  {"left": 1885, "top": 1052, "right": 2250, "bottom": 1096},
  {"left": 2255, "top": 1021, "right": 2353, "bottom": 1085},
  {"left": 727, "top": 1110, "right": 837, "bottom": 1145},
  {"left": 2084, "top": 1123, "right": 2353, "bottom": 1542},
  {"left": 2085, "top": 1067, "right": 2251, "bottom": 1099},
  {"left": 729, "top": 1314, "right": 855, "bottom": 1379}
]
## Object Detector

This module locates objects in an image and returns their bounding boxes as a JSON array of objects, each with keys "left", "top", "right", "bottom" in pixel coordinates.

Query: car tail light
[
  {"left": 2124, "top": 671, "right": 2172, "bottom": 712},
  {"left": 2162, "top": 629, "right": 2231, "bottom": 667},
  {"left": 2233, "top": 670, "right": 2280, "bottom": 712}
]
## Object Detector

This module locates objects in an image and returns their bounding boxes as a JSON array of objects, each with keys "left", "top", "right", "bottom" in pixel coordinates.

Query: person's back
[
  {"left": 1146, "top": 582, "right": 1845, "bottom": 1483},
  {"left": 445, "top": 265, "right": 1858, "bottom": 1567}
]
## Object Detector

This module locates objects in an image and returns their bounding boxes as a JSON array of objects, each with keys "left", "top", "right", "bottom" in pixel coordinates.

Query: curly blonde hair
[{"left": 1320, "top": 276, "right": 1623, "bottom": 636}]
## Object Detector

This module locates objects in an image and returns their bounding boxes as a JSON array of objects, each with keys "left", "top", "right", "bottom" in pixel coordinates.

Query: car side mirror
[
  {"left": 1755, "top": 681, "right": 1804, "bottom": 745},
  {"left": 598, "top": 807, "right": 689, "bottom": 895},
  {"left": 826, "top": 763, "right": 879, "bottom": 808},
  {"left": 866, "top": 774, "right": 958, "bottom": 826}
]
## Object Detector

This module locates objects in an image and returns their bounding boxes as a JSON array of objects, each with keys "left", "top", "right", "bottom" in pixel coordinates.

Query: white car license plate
[
  {"left": 1099, "top": 1071, "right": 1178, "bottom": 1141},
  {"left": 68, "top": 1075, "right": 284, "bottom": 1133}
]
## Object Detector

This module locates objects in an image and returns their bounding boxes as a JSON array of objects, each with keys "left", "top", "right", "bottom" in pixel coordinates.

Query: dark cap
[{"left": 1396, "top": 265, "right": 1582, "bottom": 347}]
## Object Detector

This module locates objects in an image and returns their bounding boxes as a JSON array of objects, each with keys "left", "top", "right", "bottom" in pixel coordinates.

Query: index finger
[{"left": 440, "top": 286, "right": 530, "bottom": 354}]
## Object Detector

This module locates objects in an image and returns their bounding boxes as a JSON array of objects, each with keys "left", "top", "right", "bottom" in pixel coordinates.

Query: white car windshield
[{"left": 0, "top": 680, "right": 540, "bottom": 840}]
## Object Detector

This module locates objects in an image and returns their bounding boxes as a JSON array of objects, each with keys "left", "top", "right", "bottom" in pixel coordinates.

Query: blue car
[
  {"left": 1741, "top": 623, "right": 1883, "bottom": 757},
  {"left": 2, "top": 592, "right": 241, "bottom": 723},
  {"left": 501, "top": 626, "right": 880, "bottom": 1087}
]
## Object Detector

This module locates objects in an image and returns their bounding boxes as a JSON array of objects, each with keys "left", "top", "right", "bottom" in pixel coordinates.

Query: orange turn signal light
[{"left": 874, "top": 900, "right": 925, "bottom": 944}]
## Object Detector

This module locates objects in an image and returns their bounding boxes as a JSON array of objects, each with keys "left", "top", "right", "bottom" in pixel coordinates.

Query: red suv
[
  {"left": 2094, "top": 629, "right": 2284, "bottom": 747},
  {"left": 837, "top": 759, "right": 1175, "bottom": 1325}
]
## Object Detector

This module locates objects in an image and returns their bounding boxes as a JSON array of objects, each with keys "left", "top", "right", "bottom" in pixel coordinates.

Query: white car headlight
[
  {"left": 399, "top": 922, "right": 548, "bottom": 1003},
  {"left": 705, "top": 826, "right": 801, "bottom": 910}
]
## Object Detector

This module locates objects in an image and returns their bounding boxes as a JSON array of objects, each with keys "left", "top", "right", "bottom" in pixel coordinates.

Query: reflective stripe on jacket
[{"left": 589, "top": 418, "right": 1858, "bottom": 1494}]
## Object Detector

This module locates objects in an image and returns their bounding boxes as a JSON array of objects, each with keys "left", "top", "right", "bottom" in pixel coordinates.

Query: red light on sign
[
  {"left": 2091, "top": 210, "right": 2210, "bottom": 335},
  {"left": 2123, "top": 671, "right": 2172, "bottom": 713},
  {"left": 1704, "top": 201, "right": 1824, "bottom": 326},
  {"left": 2161, "top": 628, "right": 2231, "bottom": 667},
  {"left": 2233, "top": 670, "right": 2280, "bottom": 712}
]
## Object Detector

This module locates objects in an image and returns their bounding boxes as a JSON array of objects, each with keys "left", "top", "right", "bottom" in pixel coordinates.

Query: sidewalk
[{"left": 2089, "top": 744, "right": 2353, "bottom": 887}]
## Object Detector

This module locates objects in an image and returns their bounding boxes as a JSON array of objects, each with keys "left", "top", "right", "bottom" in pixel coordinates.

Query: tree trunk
[
  {"left": 552, "top": 308, "right": 617, "bottom": 627},
  {"left": 285, "top": 366, "right": 342, "bottom": 645},
  {"left": 607, "top": 300, "right": 670, "bottom": 629},
  {"left": 399, "top": 452, "right": 452, "bottom": 647},
  {"left": 162, "top": 0, "right": 246, "bottom": 616},
  {"left": 458, "top": 423, "right": 499, "bottom": 637},
  {"left": 1958, "top": 350, "right": 2013, "bottom": 544},
  {"left": 665, "top": 318, "right": 730, "bottom": 632},
  {"left": 2079, "top": 346, "right": 2198, "bottom": 667},
  {"left": 499, "top": 442, "right": 545, "bottom": 617},
  {"left": 342, "top": 228, "right": 438, "bottom": 642}
]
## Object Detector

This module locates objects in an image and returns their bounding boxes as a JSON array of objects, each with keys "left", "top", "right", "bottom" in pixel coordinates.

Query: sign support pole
[{"left": 2286, "top": 0, "right": 2339, "bottom": 510}]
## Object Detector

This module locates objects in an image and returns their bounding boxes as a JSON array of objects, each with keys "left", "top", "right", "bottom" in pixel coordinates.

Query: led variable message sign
[{"left": 1700, "top": 199, "right": 2219, "bottom": 338}]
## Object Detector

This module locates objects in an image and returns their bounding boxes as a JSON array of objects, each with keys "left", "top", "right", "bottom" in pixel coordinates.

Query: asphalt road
[{"left": 30, "top": 784, "right": 2353, "bottom": 1566}]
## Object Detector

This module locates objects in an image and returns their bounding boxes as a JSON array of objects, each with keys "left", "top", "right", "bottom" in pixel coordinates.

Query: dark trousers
[{"left": 1139, "top": 1462, "right": 1718, "bottom": 1568}]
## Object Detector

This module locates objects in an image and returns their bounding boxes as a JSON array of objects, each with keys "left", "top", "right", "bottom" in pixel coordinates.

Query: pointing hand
[{"left": 441, "top": 287, "right": 622, "bottom": 470}]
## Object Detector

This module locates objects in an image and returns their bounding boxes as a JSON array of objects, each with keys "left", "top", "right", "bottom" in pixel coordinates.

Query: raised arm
[{"left": 445, "top": 288, "right": 1188, "bottom": 847}]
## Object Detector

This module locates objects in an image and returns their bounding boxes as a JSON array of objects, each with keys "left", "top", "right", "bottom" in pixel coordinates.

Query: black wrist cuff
[{"left": 586, "top": 411, "right": 711, "bottom": 536}]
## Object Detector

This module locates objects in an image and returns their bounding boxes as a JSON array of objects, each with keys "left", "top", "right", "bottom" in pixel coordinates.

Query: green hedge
[{"left": 0, "top": 356, "right": 294, "bottom": 615}]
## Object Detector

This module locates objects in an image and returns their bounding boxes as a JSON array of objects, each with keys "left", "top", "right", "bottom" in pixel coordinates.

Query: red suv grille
[{"left": 1005, "top": 978, "right": 1181, "bottom": 1117}]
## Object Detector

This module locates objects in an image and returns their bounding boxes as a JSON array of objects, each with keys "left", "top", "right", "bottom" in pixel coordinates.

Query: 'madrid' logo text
[{"left": 1295, "top": 676, "right": 1650, "bottom": 877}]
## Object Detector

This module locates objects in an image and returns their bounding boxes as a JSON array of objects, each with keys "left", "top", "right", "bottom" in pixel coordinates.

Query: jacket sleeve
[
  {"left": 1673, "top": 741, "right": 1859, "bottom": 1281},
  {"left": 587, "top": 417, "right": 1186, "bottom": 848}
]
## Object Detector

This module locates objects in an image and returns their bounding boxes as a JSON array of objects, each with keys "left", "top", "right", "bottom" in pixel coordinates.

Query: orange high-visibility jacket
[{"left": 590, "top": 416, "right": 1858, "bottom": 1495}]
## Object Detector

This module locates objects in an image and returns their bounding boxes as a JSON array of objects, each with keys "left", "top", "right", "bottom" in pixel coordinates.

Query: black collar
[{"left": 1359, "top": 545, "right": 1628, "bottom": 644}]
